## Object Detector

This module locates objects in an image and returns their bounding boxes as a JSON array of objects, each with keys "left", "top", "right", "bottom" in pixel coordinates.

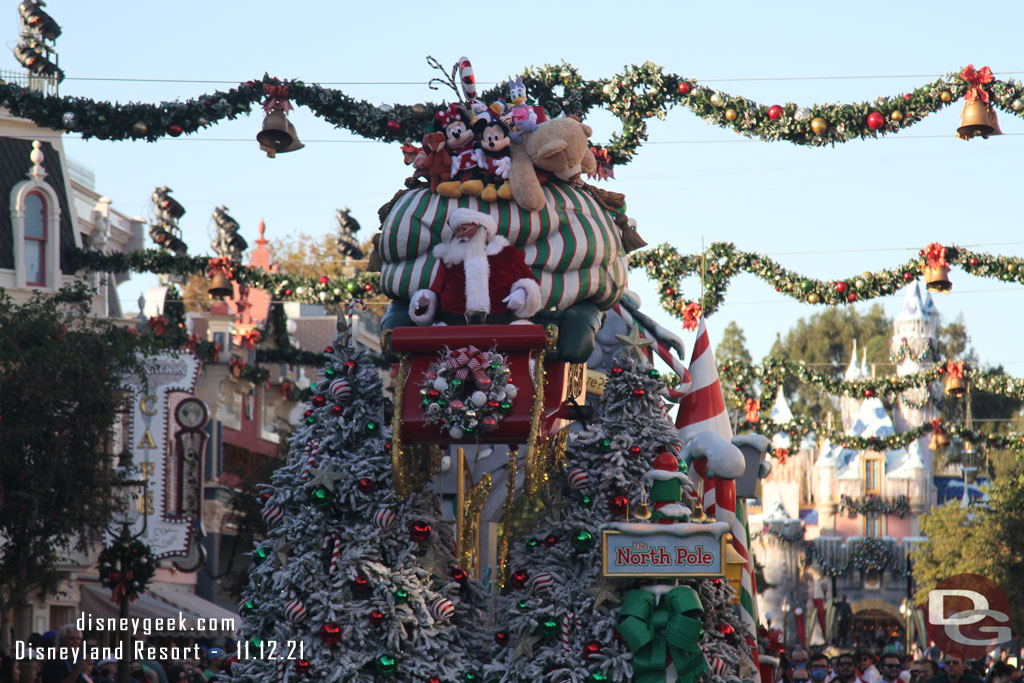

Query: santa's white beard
[{"left": 444, "top": 229, "right": 488, "bottom": 264}]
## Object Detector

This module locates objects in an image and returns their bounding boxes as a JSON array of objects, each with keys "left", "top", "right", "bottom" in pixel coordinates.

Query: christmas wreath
[
  {"left": 420, "top": 345, "right": 517, "bottom": 439},
  {"left": 98, "top": 538, "right": 156, "bottom": 603}
]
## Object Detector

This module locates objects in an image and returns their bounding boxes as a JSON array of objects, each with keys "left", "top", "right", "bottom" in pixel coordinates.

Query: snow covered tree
[
  {"left": 485, "top": 348, "right": 755, "bottom": 683},
  {"left": 234, "top": 331, "right": 488, "bottom": 682}
]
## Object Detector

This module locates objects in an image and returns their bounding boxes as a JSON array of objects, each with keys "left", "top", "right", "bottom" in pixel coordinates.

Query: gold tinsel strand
[
  {"left": 459, "top": 473, "right": 492, "bottom": 576},
  {"left": 497, "top": 447, "right": 518, "bottom": 589}
]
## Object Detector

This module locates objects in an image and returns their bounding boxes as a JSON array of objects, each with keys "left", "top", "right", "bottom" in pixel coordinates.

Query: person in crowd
[
  {"left": 858, "top": 649, "right": 883, "bottom": 683},
  {"left": 928, "top": 652, "right": 983, "bottom": 683},
  {"left": 92, "top": 659, "right": 117, "bottom": 683},
  {"left": 809, "top": 651, "right": 832, "bottom": 683},
  {"left": 923, "top": 641, "right": 942, "bottom": 663},
  {"left": 40, "top": 625, "right": 93, "bottom": 683},
  {"left": 835, "top": 653, "right": 866, "bottom": 683},
  {"left": 986, "top": 661, "right": 1017, "bottom": 683},
  {"left": 908, "top": 660, "right": 935, "bottom": 683},
  {"left": 779, "top": 647, "right": 811, "bottom": 683},
  {"left": 794, "top": 665, "right": 811, "bottom": 683},
  {"left": 880, "top": 652, "right": 904, "bottom": 683},
  {"left": 201, "top": 649, "right": 226, "bottom": 681}
]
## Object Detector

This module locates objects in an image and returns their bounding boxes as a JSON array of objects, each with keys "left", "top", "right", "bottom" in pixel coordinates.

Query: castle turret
[
  {"left": 840, "top": 340, "right": 863, "bottom": 430},
  {"left": 892, "top": 282, "right": 939, "bottom": 472}
]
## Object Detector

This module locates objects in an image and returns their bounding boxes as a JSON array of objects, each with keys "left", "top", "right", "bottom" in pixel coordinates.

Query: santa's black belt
[{"left": 436, "top": 310, "right": 520, "bottom": 326}]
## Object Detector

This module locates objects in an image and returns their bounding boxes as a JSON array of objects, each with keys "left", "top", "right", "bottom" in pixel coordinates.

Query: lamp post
[{"left": 109, "top": 450, "right": 149, "bottom": 683}]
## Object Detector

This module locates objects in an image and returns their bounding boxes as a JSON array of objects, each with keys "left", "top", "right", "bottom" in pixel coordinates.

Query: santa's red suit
[{"left": 409, "top": 214, "right": 543, "bottom": 324}]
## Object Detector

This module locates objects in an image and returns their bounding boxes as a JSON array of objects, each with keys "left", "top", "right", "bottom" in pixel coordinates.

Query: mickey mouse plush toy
[
  {"left": 434, "top": 103, "right": 482, "bottom": 198},
  {"left": 471, "top": 118, "right": 513, "bottom": 202}
]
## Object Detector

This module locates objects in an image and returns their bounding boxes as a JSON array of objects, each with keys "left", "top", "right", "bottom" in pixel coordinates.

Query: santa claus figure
[{"left": 410, "top": 208, "right": 543, "bottom": 325}]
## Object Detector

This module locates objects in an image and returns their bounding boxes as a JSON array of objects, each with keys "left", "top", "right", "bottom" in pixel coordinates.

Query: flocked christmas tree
[
  {"left": 234, "top": 325, "right": 489, "bottom": 682},
  {"left": 485, "top": 344, "right": 753, "bottom": 683}
]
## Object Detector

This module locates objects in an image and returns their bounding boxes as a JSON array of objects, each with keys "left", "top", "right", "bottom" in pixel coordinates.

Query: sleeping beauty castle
[{"left": 751, "top": 282, "right": 983, "bottom": 650}]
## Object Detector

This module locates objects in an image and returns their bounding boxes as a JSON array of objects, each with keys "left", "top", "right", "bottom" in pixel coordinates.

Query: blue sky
[{"left": 35, "top": 1, "right": 1024, "bottom": 373}]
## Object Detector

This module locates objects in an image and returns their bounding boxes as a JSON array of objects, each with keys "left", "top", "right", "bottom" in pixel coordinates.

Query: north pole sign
[
  {"left": 601, "top": 523, "right": 730, "bottom": 578},
  {"left": 124, "top": 350, "right": 203, "bottom": 559}
]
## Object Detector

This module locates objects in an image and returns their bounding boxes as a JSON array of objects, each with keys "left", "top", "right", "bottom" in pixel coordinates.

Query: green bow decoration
[{"left": 616, "top": 587, "right": 709, "bottom": 683}]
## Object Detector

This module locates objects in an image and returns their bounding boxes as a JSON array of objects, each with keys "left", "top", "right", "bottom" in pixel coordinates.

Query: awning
[
  {"left": 147, "top": 585, "right": 239, "bottom": 637},
  {"left": 80, "top": 585, "right": 192, "bottom": 635}
]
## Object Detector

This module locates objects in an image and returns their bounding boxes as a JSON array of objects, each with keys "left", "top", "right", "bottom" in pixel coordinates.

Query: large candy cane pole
[
  {"left": 458, "top": 57, "right": 476, "bottom": 101},
  {"left": 561, "top": 612, "right": 582, "bottom": 654}
]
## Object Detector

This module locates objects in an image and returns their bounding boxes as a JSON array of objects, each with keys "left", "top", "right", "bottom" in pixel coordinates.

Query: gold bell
[
  {"left": 922, "top": 264, "right": 952, "bottom": 293},
  {"left": 278, "top": 120, "right": 304, "bottom": 154},
  {"left": 929, "top": 430, "right": 951, "bottom": 452},
  {"left": 957, "top": 101, "right": 1002, "bottom": 139},
  {"left": 944, "top": 373, "right": 967, "bottom": 398},
  {"left": 208, "top": 271, "right": 233, "bottom": 298},
  {"left": 257, "top": 108, "right": 294, "bottom": 157}
]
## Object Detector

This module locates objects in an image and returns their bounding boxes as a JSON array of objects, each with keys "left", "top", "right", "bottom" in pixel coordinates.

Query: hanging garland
[
  {"left": 629, "top": 241, "right": 1024, "bottom": 319},
  {"left": 420, "top": 346, "right": 516, "bottom": 440},
  {"left": 805, "top": 537, "right": 911, "bottom": 578},
  {"left": 890, "top": 337, "right": 936, "bottom": 365},
  {"left": 5, "top": 64, "right": 1022, "bottom": 167},
  {"left": 839, "top": 494, "right": 910, "bottom": 518},
  {"left": 98, "top": 538, "right": 156, "bottom": 603},
  {"left": 754, "top": 525, "right": 805, "bottom": 543}
]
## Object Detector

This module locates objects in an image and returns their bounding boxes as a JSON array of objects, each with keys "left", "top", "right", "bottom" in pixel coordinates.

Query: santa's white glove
[
  {"left": 502, "top": 288, "right": 527, "bottom": 311},
  {"left": 414, "top": 291, "right": 433, "bottom": 314}
]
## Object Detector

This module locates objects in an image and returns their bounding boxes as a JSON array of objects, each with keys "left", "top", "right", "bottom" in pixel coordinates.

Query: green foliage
[
  {"left": 0, "top": 283, "right": 148, "bottom": 616},
  {"left": 914, "top": 468, "right": 1024, "bottom": 631},
  {"left": 767, "top": 305, "right": 891, "bottom": 421},
  {"left": 717, "top": 321, "right": 752, "bottom": 411}
]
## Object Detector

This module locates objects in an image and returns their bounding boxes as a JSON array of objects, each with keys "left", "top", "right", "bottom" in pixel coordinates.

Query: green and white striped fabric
[{"left": 379, "top": 183, "right": 628, "bottom": 311}]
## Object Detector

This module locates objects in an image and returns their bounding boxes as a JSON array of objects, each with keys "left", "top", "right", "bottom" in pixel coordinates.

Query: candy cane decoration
[
  {"left": 329, "top": 534, "right": 342, "bottom": 575},
  {"left": 561, "top": 612, "right": 582, "bottom": 654},
  {"left": 301, "top": 440, "right": 320, "bottom": 481},
  {"left": 276, "top": 657, "right": 285, "bottom": 682},
  {"left": 458, "top": 56, "right": 476, "bottom": 101}
]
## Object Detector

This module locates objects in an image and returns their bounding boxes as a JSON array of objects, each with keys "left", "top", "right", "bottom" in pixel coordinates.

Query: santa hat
[{"left": 447, "top": 208, "right": 497, "bottom": 238}]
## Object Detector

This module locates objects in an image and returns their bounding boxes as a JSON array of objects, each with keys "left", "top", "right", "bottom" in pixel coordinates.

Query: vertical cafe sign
[{"left": 125, "top": 350, "right": 202, "bottom": 559}]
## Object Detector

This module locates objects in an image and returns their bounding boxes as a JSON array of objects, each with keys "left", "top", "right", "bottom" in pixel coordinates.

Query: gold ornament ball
[
  {"left": 855, "top": 279, "right": 865, "bottom": 290},
  {"left": 132, "top": 121, "right": 149, "bottom": 136},
  {"left": 890, "top": 110, "right": 904, "bottom": 122},
  {"left": 940, "top": 91, "right": 952, "bottom": 103},
  {"left": 710, "top": 93, "right": 724, "bottom": 107},
  {"left": 810, "top": 117, "right": 828, "bottom": 135},
  {"left": 411, "top": 103, "right": 427, "bottom": 118},
  {"left": 1014, "top": 100, "right": 1024, "bottom": 112},
  {"left": 725, "top": 108, "right": 737, "bottom": 121},
  {"left": 807, "top": 293, "right": 821, "bottom": 304}
]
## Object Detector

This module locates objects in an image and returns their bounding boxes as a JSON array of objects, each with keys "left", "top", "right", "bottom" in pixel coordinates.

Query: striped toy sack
[{"left": 379, "top": 182, "right": 628, "bottom": 311}]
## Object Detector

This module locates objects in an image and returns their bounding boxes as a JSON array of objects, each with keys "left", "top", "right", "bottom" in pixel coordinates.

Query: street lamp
[{"left": 108, "top": 451, "right": 149, "bottom": 683}]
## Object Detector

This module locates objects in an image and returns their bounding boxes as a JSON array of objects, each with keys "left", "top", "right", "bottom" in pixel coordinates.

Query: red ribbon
[
  {"left": 239, "top": 329, "right": 261, "bottom": 350},
  {"left": 744, "top": 398, "right": 761, "bottom": 423},
  {"left": 445, "top": 345, "right": 492, "bottom": 386},
  {"left": 920, "top": 242, "right": 948, "bottom": 269},
  {"left": 930, "top": 418, "right": 944, "bottom": 435},
  {"left": 960, "top": 64, "right": 994, "bottom": 104},
  {"left": 147, "top": 315, "right": 167, "bottom": 337},
  {"left": 262, "top": 83, "right": 293, "bottom": 115},
  {"left": 208, "top": 256, "right": 234, "bottom": 279},
  {"left": 229, "top": 356, "right": 247, "bottom": 377},
  {"left": 773, "top": 448, "right": 789, "bottom": 465},
  {"left": 682, "top": 302, "right": 702, "bottom": 331},
  {"left": 108, "top": 569, "right": 135, "bottom": 605},
  {"left": 946, "top": 359, "right": 965, "bottom": 378},
  {"left": 587, "top": 146, "right": 615, "bottom": 181}
]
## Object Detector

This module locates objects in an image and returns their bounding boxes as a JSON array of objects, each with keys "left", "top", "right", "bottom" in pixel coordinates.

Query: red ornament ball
[
  {"left": 583, "top": 641, "right": 602, "bottom": 660},
  {"left": 318, "top": 275, "right": 329, "bottom": 284},
  {"left": 835, "top": 281, "right": 848, "bottom": 294},
  {"left": 847, "top": 292, "right": 858, "bottom": 303},
  {"left": 628, "top": 445, "right": 642, "bottom": 458},
  {"left": 903, "top": 93, "right": 913, "bottom": 101},
  {"left": 331, "top": 405, "right": 343, "bottom": 416},
  {"left": 495, "top": 630, "right": 510, "bottom": 646},
  {"left": 610, "top": 366, "right": 623, "bottom": 377},
  {"left": 609, "top": 495, "right": 629, "bottom": 516},
  {"left": 713, "top": 579, "right": 723, "bottom": 586},
  {"left": 323, "top": 346, "right": 334, "bottom": 354},
  {"left": 319, "top": 622, "right": 342, "bottom": 645},
  {"left": 677, "top": 82, "right": 691, "bottom": 95},
  {"left": 295, "top": 659, "right": 311, "bottom": 674},
  {"left": 429, "top": 679, "right": 441, "bottom": 683},
  {"left": 866, "top": 112, "right": 885, "bottom": 130},
  {"left": 369, "top": 610, "right": 385, "bottom": 626},
  {"left": 767, "top": 105, "right": 783, "bottom": 120},
  {"left": 903, "top": 271, "right": 914, "bottom": 281},
  {"left": 344, "top": 360, "right": 357, "bottom": 372},
  {"left": 718, "top": 623, "right": 735, "bottom": 636},
  {"left": 543, "top": 534, "right": 558, "bottom": 548},
  {"left": 969, "top": 257, "right": 979, "bottom": 266},
  {"left": 632, "top": 388, "right": 646, "bottom": 398},
  {"left": 864, "top": 388, "right": 875, "bottom": 398},
  {"left": 357, "top": 478, "right": 374, "bottom": 493},
  {"left": 451, "top": 567, "right": 468, "bottom": 585},
  {"left": 352, "top": 576, "right": 370, "bottom": 595},
  {"left": 311, "top": 394, "right": 327, "bottom": 407},
  {"left": 167, "top": 124, "right": 183, "bottom": 137},
  {"left": 510, "top": 570, "right": 529, "bottom": 589},
  {"left": 386, "top": 118, "right": 401, "bottom": 133},
  {"left": 409, "top": 522, "right": 432, "bottom": 542}
]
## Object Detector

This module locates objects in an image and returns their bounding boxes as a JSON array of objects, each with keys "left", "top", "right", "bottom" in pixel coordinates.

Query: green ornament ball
[
  {"left": 324, "top": 367, "right": 336, "bottom": 378},
  {"left": 375, "top": 654, "right": 396, "bottom": 676},
  {"left": 648, "top": 369, "right": 660, "bottom": 378},
  {"left": 580, "top": 495, "right": 594, "bottom": 509},
  {"left": 365, "top": 421, "right": 378, "bottom": 434},
  {"left": 590, "top": 673, "right": 609, "bottom": 682},
  {"left": 599, "top": 438, "right": 612, "bottom": 452},
  {"left": 800, "top": 279, "right": 812, "bottom": 292},
  {"left": 526, "top": 538, "right": 539, "bottom": 550},
  {"left": 499, "top": 401, "right": 511, "bottom": 411},
  {"left": 464, "top": 673, "right": 478, "bottom": 682},
  {"left": 240, "top": 600, "right": 256, "bottom": 615},
  {"left": 249, "top": 636, "right": 263, "bottom": 648},
  {"left": 253, "top": 547, "right": 269, "bottom": 565},
  {"left": 516, "top": 600, "right": 530, "bottom": 612},
  {"left": 394, "top": 588, "right": 409, "bottom": 604},
  {"left": 451, "top": 378, "right": 463, "bottom": 387},
  {"left": 305, "top": 416, "right": 316, "bottom": 425},
  {"left": 311, "top": 487, "right": 330, "bottom": 509},
  {"left": 490, "top": 360, "right": 501, "bottom": 369},
  {"left": 572, "top": 529, "right": 595, "bottom": 551},
  {"left": 345, "top": 281, "right": 357, "bottom": 292},
  {"left": 678, "top": 461, "right": 689, "bottom": 475},
  {"left": 541, "top": 617, "right": 560, "bottom": 637}
]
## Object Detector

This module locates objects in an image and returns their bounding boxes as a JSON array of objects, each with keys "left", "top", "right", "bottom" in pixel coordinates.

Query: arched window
[{"left": 23, "top": 191, "right": 46, "bottom": 285}]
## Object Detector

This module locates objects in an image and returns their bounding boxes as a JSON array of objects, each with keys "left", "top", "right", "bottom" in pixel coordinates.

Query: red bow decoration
[
  {"left": 147, "top": 315, "right": 167, "bottom": 337},
  {"left": 262, "top": 82, "right": 292, "bottom": 115},
  {"left": 184, "top": 333, "right": 200, "bottom": 352},
  {"left": 744, "top": 398, "right": 761, "bottom": 423},
  {"left": 930, "top": 418, "right": 945, "bottom": 436},
  {"left": 207, "top": 256, "right": 234, "bottom": 279},
  {"left": 920, "top": 242, "right": 948, "bottom": 269},
  {"left": 434, "top": 103, "right": 465, "bottom": 128},
  {"left": 773, "top": 448, "right": 789, "bottom": 465},
  {"left": 108, "top": 569, "right": 136, "bottom": 604},
  {"left": 946, "top": 359, "right": 965, "bottom": 378},
  {"left": 445, "top": 345, "right": 493, "bottom": 387},
  {"left": 229, "top": 356, "right": 247, "bottom": 377},
  {"left": 238, "top": 329, "right": 262, "bottom": 350},
  {"left": 587, "top": 146, "right": 615, "bottom": 181},
  {"left": 960, "top": 64, "right": 994, "bottom": 104},
  {"left": 682, "top": 302, "right": 702, "bottom": 331}
]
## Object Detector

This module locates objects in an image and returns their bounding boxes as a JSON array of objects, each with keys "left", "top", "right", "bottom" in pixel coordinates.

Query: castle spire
[{"left": 844, "top": 339, "right": 862, "bottom": 380}]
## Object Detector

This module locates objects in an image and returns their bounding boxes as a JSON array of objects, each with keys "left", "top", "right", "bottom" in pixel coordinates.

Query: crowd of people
[
  {"left": 0, "top": 625, "right": 235, "bottom": 683},
  {"left": 776, "top": 644, "right": 1022, "bottom": 683}
]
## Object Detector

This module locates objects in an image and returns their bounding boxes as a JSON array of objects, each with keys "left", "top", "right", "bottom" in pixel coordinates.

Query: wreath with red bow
[
  {"left": 420, "top": 345, "right": 516, "bottom": 439},
  {"left": 98, "top": 538, "right": 156, "bottom": 604}
]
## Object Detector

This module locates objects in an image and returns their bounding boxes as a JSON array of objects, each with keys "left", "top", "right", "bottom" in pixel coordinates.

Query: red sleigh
[{"left": 386, "top": 324, "right": 586, "bottom": 497}]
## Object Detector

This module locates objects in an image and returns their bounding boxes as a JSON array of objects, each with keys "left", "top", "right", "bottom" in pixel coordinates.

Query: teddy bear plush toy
[
  {"left": 413, "top": 131, "right": 452, "bottom": 193},
  {"left": 508, "top": 116, "right": 597, "bottom": 212}
]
